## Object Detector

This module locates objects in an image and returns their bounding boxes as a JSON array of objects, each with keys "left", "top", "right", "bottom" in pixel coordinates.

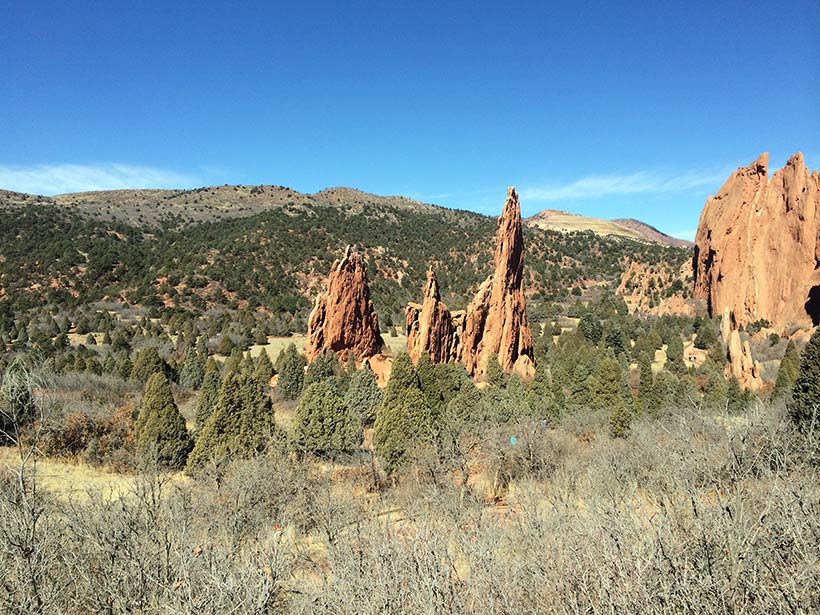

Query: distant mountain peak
[{"left": 525, "top": 209, "right": 692, "bottom": 248}]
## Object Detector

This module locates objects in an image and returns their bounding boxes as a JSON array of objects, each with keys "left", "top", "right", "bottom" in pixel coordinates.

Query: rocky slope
[{"left": 693, "top": 153, "right": 820, "bottom": 332}]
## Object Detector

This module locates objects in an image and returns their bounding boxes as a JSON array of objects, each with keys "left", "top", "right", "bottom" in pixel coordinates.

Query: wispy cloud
[
  {"left": 0, "top": 163, "right": 201, "bottom": 195},
  {"left": 520, "top": 168, "right": 728, "bottom": 202},
  {"left": 670, "top": 230, "right": 696, "bottom": 241}
]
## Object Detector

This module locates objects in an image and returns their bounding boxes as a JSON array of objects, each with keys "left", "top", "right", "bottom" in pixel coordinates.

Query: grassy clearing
[{"left": 0, "top": 446, "right": 140, "bottom": 502}]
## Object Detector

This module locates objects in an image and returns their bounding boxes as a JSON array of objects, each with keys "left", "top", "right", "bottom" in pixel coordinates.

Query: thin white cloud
[
  {"left": 670, "top": 230, "right": 696, "bottom": 241},
  {"left": 520, "top": 169, "right": 728, "bottom": 202},
  {"left": 0, "top": 163, "right": 201, "bottom": 195}
]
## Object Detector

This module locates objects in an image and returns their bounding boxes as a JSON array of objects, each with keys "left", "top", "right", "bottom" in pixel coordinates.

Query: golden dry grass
[{"left": 0, "top": 447, "right": 186, "bottom": 502}]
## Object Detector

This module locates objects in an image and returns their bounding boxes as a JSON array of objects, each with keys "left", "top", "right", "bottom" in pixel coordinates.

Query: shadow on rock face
[{"left": 805, "top": 285, "right": 820, "bottom": 326}]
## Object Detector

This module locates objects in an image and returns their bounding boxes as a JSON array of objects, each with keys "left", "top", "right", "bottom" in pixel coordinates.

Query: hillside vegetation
[{"left": 0, "top": 186, "right": 692, "bottom": 326}]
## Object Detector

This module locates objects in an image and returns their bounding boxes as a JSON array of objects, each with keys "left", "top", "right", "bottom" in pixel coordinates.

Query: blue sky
[{"left": 1, "top": 1, "right": 818, "bottom": 239}]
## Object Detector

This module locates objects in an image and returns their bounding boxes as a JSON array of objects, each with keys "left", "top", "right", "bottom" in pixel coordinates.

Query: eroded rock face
[
  {"left": 617, "top": 259, "right": 695, "bottom": 317},
  {"left": 405, "top": 269, "right": 463, "bottom": 365},
  {"left": 693, "top": 152, "right": 820, "bottom": 332},
  {"left": 406, "top": 187, "right": 535, "bottom": 379},
  {"left": 720, "top": 308, "right": 763, "bottom": 391},
  {"left": 305, "top": 246, "right": 385, "bottom": 362}
]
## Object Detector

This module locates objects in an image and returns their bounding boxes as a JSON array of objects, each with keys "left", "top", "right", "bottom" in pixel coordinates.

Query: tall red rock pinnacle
[
  {"left": 462, "top": 187, "right": 535, "bottom": 379},
  {"left": 693, "top": 153, "right": 820, "bottom": 332},
  {"left": 406, "top": 187, "right": 535, "bottom": 379},
  {"left": 305, "top": 246, "right": 385, "bottom": 363}
]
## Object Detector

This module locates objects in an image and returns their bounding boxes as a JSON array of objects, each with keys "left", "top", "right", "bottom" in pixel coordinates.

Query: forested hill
[{"left": 0, "top": 186, "right": 692, "bottom": 328}]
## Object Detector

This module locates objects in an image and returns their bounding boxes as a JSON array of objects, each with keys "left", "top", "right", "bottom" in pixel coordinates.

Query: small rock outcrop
[
  {"left": 305, "top": 246, "right": 385, "bottom": 363},
  {"left": 406, "top": 187, "right": 535, "bottom": 379},
  {"left": 720, "top": 308, "right": 763, "bottom": 391},
  {"left": 405, "top": 269, "right": 464, "bottom": 365},
  {"left": 693, "top": 152, "right": 820, "bottom": 332}
]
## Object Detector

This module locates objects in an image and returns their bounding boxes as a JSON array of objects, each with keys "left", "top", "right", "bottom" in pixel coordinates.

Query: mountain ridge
[{"left": 1, "top": 183, "right": 687, "bottom": 246}]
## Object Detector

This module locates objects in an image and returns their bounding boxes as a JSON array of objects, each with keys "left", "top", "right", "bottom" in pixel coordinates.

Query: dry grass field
[{"left": 2, "top": 399, "right": 818, "bottom": 613}]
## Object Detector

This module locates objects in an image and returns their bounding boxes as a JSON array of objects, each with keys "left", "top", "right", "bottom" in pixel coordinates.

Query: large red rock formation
[
  {"left": 305, "top": 246, "right": 385, "bottom": 362},
  {"left": 693, "top": 152, "right": 820, "bottom": 332},
  {"left": 406, "top": 187, "right": 535, "bottom": 379}
]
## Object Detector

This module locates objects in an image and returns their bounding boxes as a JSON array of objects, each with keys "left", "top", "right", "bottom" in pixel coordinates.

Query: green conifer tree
[
  {"left": 292, "top": 381, "right": 361, "bottom": 456},
  {"left": 484, "top": 352, "right": 506, "bottom": 387},
  {"left": 186, "top": 371, "right": 277, "bottom": 472},
  {"left": 179, "top": 347, "right": 205, "bottom": 389},
  {"left": 130, "top": 347, "right": 165, "bottom": 383},
  {"left": 344, "top": 363, "right": 383, "bottom": 425},
  {"left": 304, "top": 353, "right": 336, "bottom": 389},
  {"left": 416, "top": 352, "right": 444, "bottom": 416},
  {"left": 666, "top": 335, "right": 685, "bottom": 375},
  {"left": 277, "top": 343, "right": 306, "bottom": 400},
  {"left": 772, "top": 340, "right": 800, "bottom": 401},
  {"left": 195, "top": 365, "right": 222, "bottom": 431},
  {"left": 253, "top": 350, "right": 275, "bottom": 386},
  {"left": 374, "top": 352, "right": 432, "bottom": 471},
  {"left": 135, "top": 373, "right": 193, "bottom": 470},
  {"left": 788, "top": 329, "right": 820, "bottom": 433},
  {"left": 637, "top": 356, "right": 660, "bottom": 416}
]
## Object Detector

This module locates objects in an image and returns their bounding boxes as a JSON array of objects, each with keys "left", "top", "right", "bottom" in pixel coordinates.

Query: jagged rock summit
[
  {"left": 693, "top": 152, "right": 820, "bottom": 332},
  {"left": 305, "top": 246, "right": 385, "bottom": 363},
  {"left": 406, "top": 187, "right": 535, "bottom": 379}
]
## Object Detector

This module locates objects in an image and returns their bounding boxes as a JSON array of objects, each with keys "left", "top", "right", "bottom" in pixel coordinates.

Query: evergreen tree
[
  {"left": 216, "top": 335, "right": 235, "bottom": 355},
  {"left": 605, "top": 326, "right": 628, "bottom": 357},
  {"left": 726, "top": 376, "right": 750, "bottom": 415},
  {"left": 579, "top": 312, "right": 603, "bottom": 344},
  {"left": 135, "top": 373, "right": 193, "bottom": 470},
  {"left": 666, "top": 334, "right": 685, "bottom": 374},
  {"left": 374, "top": 387, "right": 432, "bottom": 472},
  {"left": 223, "top": 348, "right": 245, "bottom": 375},
  {"left": 236, "top": 372, "right": 277, "bottom": 454},
  {"left": 130, "top": 347, "right": 165, "bottom": 383},
  {"left": 694, "top": 321, "right": 718, "bottom": 350},
  {"left": 253, "top": 350, "right": 274, "bottom": 386},
  {"left": 416, "top": 352, "right": 444, "bottom": 416},
  {"left": 179, "top": 347, "right": 205, "bottom": 389},
  {"left": 344, "top": 363, "right": 383, "bottom": 425},
  {"left": 484, "top": 352, "right": 506, "bottom": 387},
  {"left": 374, "top": 352, "right": 433, "bottom": 471},
  {"left": 0, "top": 359, "right": 37, "bottom": 445},
  {"left": 701, "top": 360, "right": 728, "bottom": 412},
  {"left": 292, "top": 381, "right": 361, "bottom": 456},
  {"left": 772, "top": 340, "right": 800, "bottom": 401},
  {"left": 445, "top": 380, "right": 484, "bottom": 427},
  {"left": 186, "top": 371, "right": 277, "bottom": 472},
  {"left": 277, "top": 343, "right": 305, "bottom": 400},
  {"left": 788, "top": 329, "right": 820, "bottom": 433},
  {"left": 195, "top": 365, "right": 221, "bottom": 431},
  {"left": 304, "top": 352, "right": 336, "bottom": 389},
  {"left": 637, "top": 356, "right": 660, "bottom": 416},
  {"left": 433, "top": 362, "right": 470, "bottom": 405},
  {"left": 382, "top": 352, "right": 420, "bottom": 407}
]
